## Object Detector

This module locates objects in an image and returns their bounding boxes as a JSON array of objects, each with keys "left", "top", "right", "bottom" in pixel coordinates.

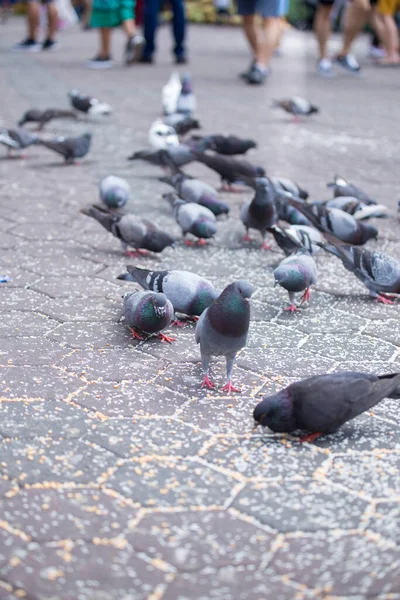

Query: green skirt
[{"left": 90, "top": 0, "right": 135, "bottom": 28}]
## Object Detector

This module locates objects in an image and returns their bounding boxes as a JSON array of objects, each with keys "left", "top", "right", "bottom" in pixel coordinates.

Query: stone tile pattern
[{"left": 0, "top": 19, "right": 400, "bottom": 600}]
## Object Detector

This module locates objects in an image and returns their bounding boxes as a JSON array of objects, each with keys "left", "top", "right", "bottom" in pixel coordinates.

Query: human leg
[
  {"left": 375, "top": 0, "right": 400, "bottom": 62},
  {"left": 46, "top": 1, "right": 58, "bottom": 43},
  {"left": 314, "top": 3, "right": 333, "bottom": 59},
  {"left": 142, "top": 0, "right": 160, "bottom": 59},
  {"left": 170, "top": 0, "right": 186, "bottom": 60},
  {"left": 337, "top": 0, "right": 369, "bottom": 58}
]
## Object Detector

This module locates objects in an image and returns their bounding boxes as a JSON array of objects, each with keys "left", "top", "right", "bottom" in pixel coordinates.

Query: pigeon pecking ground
[{"left": 1, "top": 18, "right": 400, "bottom": 600}]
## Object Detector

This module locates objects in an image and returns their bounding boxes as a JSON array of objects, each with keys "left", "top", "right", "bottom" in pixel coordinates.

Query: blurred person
[
  {"left": 238, "top": 0, "right": 289, "bottom": 84},
  {"left": 375, "top": 0, "right": 400, "bottom": 64},
  {"left": 87, "top": 0, "right": 144, "bottom": 68},
  {"left": 140, "top": 0, "right": 186, "bottom": 64},
  {"left": 13, "top": 0, "right": 59, "bottom": 50}
]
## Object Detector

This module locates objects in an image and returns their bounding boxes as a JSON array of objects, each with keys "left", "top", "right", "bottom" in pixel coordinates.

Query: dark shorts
[
  {"left": 237, "top": 0, "right": 289, "bottom": 17},
  {"left": 27, "top": 0, "right": 55, "bottom": 4}
]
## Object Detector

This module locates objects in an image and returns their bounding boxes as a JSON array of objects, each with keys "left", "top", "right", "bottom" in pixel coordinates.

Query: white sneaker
[
  {"left": 87, "top": 55, "right": 114, "bottom": 69},
  {"left": 316, "top": 58, "right": 335, "bottom": 77},
  {"left": 368, "top": 45, "right": 386, "bottom": 59}
]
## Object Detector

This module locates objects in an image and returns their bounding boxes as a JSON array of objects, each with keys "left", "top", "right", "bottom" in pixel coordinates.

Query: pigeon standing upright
[
  {"left": 121, "top": 291, "right": 175, "bottom": 343},
  {"left": 160, "top": 173, "right": 229, "bottom": 216},
  {"left": 68, "top": 90, "right": 112, "bottom": 116},
  {"left": 81, "top": 205, "right": 175, "bottom": 255},
  {"left": 162, "top": 72, "right": 182, "bottom": 115},
  {"left": 39, "top": 132, "right": 92, "bottom": 163},
  {"left": 253, "top": 372, "right": 400, "bottom": 442},
  {"left": 99, "top": 175, "right": 131, "bottom": 209},
  {"left": 274, "top": 249, "right": 318, "bottom": 312},
  {"left": 18, "top": 108, "right": 78, "bottom": 130},
  {"left": 0, "top": 127, "right": 40, "bottom": 157},
  {"left": 327, "top": 175, "right": 376, "bottom": 205},
  {"left": 176, "top": 73, "right": 197, "bottom": 115},
  {"left": 240, "top": 177, "right": 277, "bottom": 249},
  {"left": 195, "top": 280, "right": 253, "bottom": 393},
  {"left": 164, "top": 192, "right": 217, "bottom": 245}
]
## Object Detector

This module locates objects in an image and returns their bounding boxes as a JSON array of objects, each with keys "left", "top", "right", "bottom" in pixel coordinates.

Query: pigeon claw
[
  {"left": 261, "top": 241, "right": 272, "bottom": 251},
  {"left": 197, "top": 239, "right": 208, "bottom": 246},
  {"left": 376, "top": 294, "right": 395, "bottom": 305},
  {"left": 125, "top": 250, "right": 143, "bottom": 258},
  {"left": 184, "top": 239, "right": 196, "bottom": 247},
  {"left": 221, "top": 381, "right": 241, "bottom": 394},
  {"left": 300, "top": 288, "right": 311, "bottom": 304},
  {"left": 299, "top": 432, "right": 323, "bottom": 444},
  {"left": 201, "top": 375, "right": 215, "bottom": 389},
  {"left": 284, "top": 304, "right": 299, "bottom": 313},
  {"left": 242, "top": 233, "right": 252, "bottom": 243},
  {"left": 157, "top": 332, "right": 176, "bottom": 344},
  {"left": 129, "top": 327, "right": 145, "bottom": 340},
  {"left": 171, "top": 319, "right": 187, "bottom": 328}
]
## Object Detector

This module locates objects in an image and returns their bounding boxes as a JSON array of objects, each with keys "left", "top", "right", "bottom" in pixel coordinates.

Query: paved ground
[{"left": 1, "top": 17, "right": 400, "bottom": 600}]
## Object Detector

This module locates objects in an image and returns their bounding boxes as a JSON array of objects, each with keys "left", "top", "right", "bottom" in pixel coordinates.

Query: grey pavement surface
[{"left": 1, "top": 17, "right": 400, "bottom": 600}]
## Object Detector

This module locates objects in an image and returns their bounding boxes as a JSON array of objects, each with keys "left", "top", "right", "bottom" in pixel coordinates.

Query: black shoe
[
  {"left": 239, "top": 59, "right": 255, "bottom": 79},
  {"left": 139, "top": 54, "right": 153, "bottom": 64},
  {"left": 13, "top": 38, "right": 41, "bottom": 51},
  {"left": 42, "top": 38, "right": 59, "bottom": 51},
  {"left": 175, "top": 54, "right": 187, "bottom": 64},
  {"left": 246, "top": 64, "right": 268, "bottom": 85}
]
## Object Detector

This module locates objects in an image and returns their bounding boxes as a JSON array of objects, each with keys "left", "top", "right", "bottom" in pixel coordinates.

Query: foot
[
  {"left": 125, "top": 250, "right": 143, "bottom": 257},
  {"left": 242, "top": 233, "right": 252, "bottom": 242},
  {"left": 221, "top": 183, "right": 246, "bottom": 193},
  {"left": 175, "top": 54, "right": 187, "bottom": 64},
  {"left": 139, "top": 54, "right": 153, "bottom": 64},
  {"left": 246, "top": 64, "right": 268, "bottom": 85},
  {"left": 368, "top": 45, "right": 386, "bottom": 59},
  {"left": 376, "top": 55, "right": 400, "bottom": 66},
  {"left": 124, "top": 34, "right": 145, "bottom": 65},
  {"left": 376, "top": 294, "right": 395, "bottom": 305},
  {"left": 239, "top": 59, "right": 256, "bottom": 79},
  {"left": 335, "top": 53, "right": 361, "bottom": 74},
  {"left": 42, "top": 38, "right": 59, "bottom": 51},
  {"left": 221, "top": 380, "right": 241, "bottom": 393},
  {"left": 300, "top": 288, "right": 311, "bottom": 304},
  {"left": 197, "top": 239, "right": 208, "bottom": 246},
  {"left": 300, "top": 432, "right": 322, "bottom": 443},
  {"left": 171, "top": 319, "right": 188, "bottom": 327},
  {"left": 129, "top": 327, "right": 145, "bottom": 340},
  {"left": 284, "top": 304, "right": 299, "bottom": 313},
  {"left": 261, "top": 241, "right": 272, "bottom": 250},
  {"left": 157, "top": 332, "right": 176, "bottom": 343},
  {"left": 316, "top": 58, "right": 335, "bottom": 77},
  {"left": 87, "top": 55, "right": 113, "bottom": 69},
  {"left": 201, "top": 375, "right": 215, "bottom": 389},
  {"left": 13, "top": 38, "right": 41, "bottom": 52}
]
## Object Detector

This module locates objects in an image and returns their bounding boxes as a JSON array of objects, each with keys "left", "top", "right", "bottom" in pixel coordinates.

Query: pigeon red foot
[
  {"left": 300, "top": 288, "right": 311, "bottom": 304},
  {"left": 221, "top": 380, "right": 241, "bottom": 393},
  {"left": 300, "top": 432, "right": 323, "bottom": 443},
  {"left": 201, "top": 375, "right": 215, "bottom": 389},
  {"left": 376, "top": 294, "right": 395, "bottom": 305},
  {"left": 284, "top": 304, "right": 299, "bottom": 312},
  {"left": 157, "top": 332, "right": 176, "bottom": 343},
  {"left": 129, "top": 327, "right": 145, "bottom": 340},
  {"left": 242, "top": 233, "right": 252, "bottom": 242},
  {"left": 261, "top": 241, "right": 272, "bottom": 250}
]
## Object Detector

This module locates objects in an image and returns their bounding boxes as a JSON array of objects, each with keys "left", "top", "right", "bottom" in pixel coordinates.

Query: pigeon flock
[{"left": 6, "top": 73, "right": 400, "bottom": 442}]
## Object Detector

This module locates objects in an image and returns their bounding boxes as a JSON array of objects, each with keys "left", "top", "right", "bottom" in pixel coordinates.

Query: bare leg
[
  {"left": 257, "top": 17, "right": 281, "bottom": 68},
  {"left": 99, "top": 27, "right": 111, "bottom": 57},
  {"left": 377, "top": 14, "right": 400, "bottom": 62},
  {"left": 27, "top": 1, "right": 40, "bottom": 40},
  {"left": 314, "top": 4, "right": 333, "bottom": 59},
  {"left": 369, "top": 8, "right": 386, "bottom": 47},
  {"left": 47, "top": 2, "right": 58, "bottom": 41},
  {"left": 242, "top": 14, "right": 258, "bottom": 55},
  {"left": 338, "top": 0, "right": 369, "bottom": 56},
  {"left": 82, "top": 0, "right": 92, "bottom": 27}
]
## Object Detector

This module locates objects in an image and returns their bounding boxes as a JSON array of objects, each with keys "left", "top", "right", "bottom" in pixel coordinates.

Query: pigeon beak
[{"left": 274, "top": 279, "right": 279, "bottom": 288}]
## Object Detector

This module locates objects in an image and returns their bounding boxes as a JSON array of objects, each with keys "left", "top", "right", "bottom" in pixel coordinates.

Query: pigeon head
[
  {"left": 359, "top": 223, "right": 378, "bottom": 243},
  {"left": 253, "top": 389, "right": 296, "bottom": 432},
  {"left": 144, "top": 231, "right": 176, "bottom": 253},
  {"left": 109, "top": 188, "right": 129, "bottom": 208},
  {"left": 68, "top": 89, "right": 80, "bottom": 99},
  {"left": 274, "top": 264, "right": 307, "bottom": 292},
  {"left": 181, "top": 74, "right": 193, "bottom": 93},
  {"left": 195, "top": 218, "right": 218, "bottom": 239},
  {"left": 151, "top": 293, "right": 169, "bottom": 317},
  {"left": 233, "top": 280, "right": 253, "bottom": 300},
  {"left": 83, "top": 133, "right": 92, "bottom": 142}
]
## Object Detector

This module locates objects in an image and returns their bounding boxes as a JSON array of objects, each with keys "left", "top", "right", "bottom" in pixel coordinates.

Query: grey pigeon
[
  {"left": 162, "top": 114, "right": 201, "bottom": 136},
  {"left": 323, "top": 196, "right": 389, "bottom": 220},
  {"left": 287, "top": 198, "right": 378, "bottom": 245},
  {"left": 253, "top": 372, "right": 400, "bottom": 441},
  {"left": 18, "top": 108, "right": 78, "bottom": 130},
  {"left": 193, "top": 151, "right": 265, "bottom": 191},
  {"left": 273, "top": 96, "right": 319, "bottom": 119},
  {"left": 128, "top": 144, "right": 198, "bottom": 170},
  {"left": 327, "top": 175, "right": 376, "bottom": 205},
  {"left": 119, "top": 265, "right": 219, "bottom": 320},
  {"left": 99, "top": 175, "right": 130, "bottom": 209},
  {"left": 240, "top": 177, "right": 277, "bottom": 249},
  {"left": 80, "top": 205, "right": 175, "bottom": 255},
  {"left": 68, "top": 90, "right": 112, "bottom": 115},
  {"left": 176, "top": 73, "right": 196, "bottom": 115},
  {"left": 276, "top": 195, "right": 312, "bottom": 226},
  {"left": 319, "top": 235, "right": 400, "bottom": 304},
  {"left": 164, "top": 192, "right": 217, "bottom": 245},
  {"left": 190, "top": 134, "right": 256, "bottom": 156},
  {"left": 0, "top": 127, "right": 40, "bottom": 156},
  {"left": 121, "top": 290, "right": 175, "bottom": 343},
  {"left": 160, "top": 173, "right": 229, "bottom": 216},
  {"left": 40, "top": 132, "right": 92, "bottom": 163},
  {"left": 268, "top": 224, "right": 323, "bottom": 256},
  {"left": 271, "top": 176, "right": 309, "bottom": 200},
  {"left": 274, "top": 249, "right": 317, "bottom": 312},
  {"left": 195, "top": 280, "right": 253, "bottom": 392}
]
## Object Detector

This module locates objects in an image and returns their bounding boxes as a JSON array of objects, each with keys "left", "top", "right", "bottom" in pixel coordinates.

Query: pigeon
[
  {"left": 276, "top": 196, "right": 312, "bottom": 226},
  {"left": 148, "top": 119, "right": 179, "bottom": 150},
  {"left": 80, "top": 205, "right": 175, "bottom": 255},
  {"left": 271, "top": 176, "right": 309, "bottom": 200},
  {"left": 195, "top": 280, "right": 253, "bottom": 393},
  {"left": 40, "top": 132, "right": 92, "bottom": 163},
  {"left": 0, "top": 127, "right": 40, "bottom": 156},
  {"left": 162, "top": 72, "right": 182, "bottom": 116},
  {"left": 253, "top": 372, "right": 400, "bottom": 442},
  {"left": 18, "top": 108, "right": 78, "bottom": 130},
  {"left": 327, "top": 175, "right": 376, "bottom": 205},
  {"left": 121, "top": 290, "right": 175, "bottom": 343},
  {"left": 128, "top": 143, "right": 204, "bottom": 170},
  {"left": 190, "top": 134, "right": 257, "bottom": 156},
  {"left": 273, "top": 96, "right": 319, "bottom": 120},
  {"left": 274, "top": 249, "right": 318, "bottom": 312},
  {"left": 240, "top": 177, "right": 277, "bottom": 249},
  {"left": 118, "top": 266, "right": 219, "bottom": 320},
  {"left": 176, "top": 73, "right": 197, "bottom": 115},
  {"left": 323, "top": 196, "right": 389, "bottom": 220},
  {"left": 319, "top": 235, "right": 400, "bottom": 304},
  {"left": 287, "top": 198, "right": 378, "bottom": 245},
  {"left": 162, "top": 113, "right": 201, "bottom": 136},
  {"left": 164, "top": 192, "right": 217, "bottom": 245},
  {"left": 268, "top": 224, "right": 323, "bottom": 256},
  {"left": 193, "top": 151, "right": 265, "bottom": 191},
  {"left": 99, "top": 175, "right": 130, "bottom": 209},
  {"left": 160, "top": 173, "right": 229, "bottom": 216},
  {"left": 68, "top": 90, "right": 112, "bottom": 115}
]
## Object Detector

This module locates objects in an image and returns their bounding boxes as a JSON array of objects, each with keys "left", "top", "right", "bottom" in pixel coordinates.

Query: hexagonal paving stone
[
  {"left": 39, "top": 297, "right": 120, "bottom": 323},
  {"left": 333, "top": 297, "right": 400, "bottom": 322},
  {"left": 0, "top": 289, "right": 51, "bottom": 313},
  {"left": 128, "top": 510, "right": 276, "bottom": 572},
  {"left": 0, "top": 311, "right": 59, "bottom": 338},
  {"left": 105, "top": 459, "right": 235, "bottom": 508},
  {"left": 363, "top": 320, "right": 400, "bottom": 347},
  {"left": 270, "top": 531, "right": 400, "bottom": 596},
  {"left": 305, "top": 333, "right": 397, "bottom": 362},
  {"left": 291, "top": 308, "right": 367, "bottom": 335},
  {"left": 46, "top": 322, "right": 133, "bottom": 349},
  {"left": 3, "top": 540, "right": 167, "bottom": 600},
  {"left": 246, "top": 323, "right": 306, "bottom": 349},
  {"left": 237, "top": 348, "right": 336, "bottom": 378},
  {"left": 2, "top": 488, "right": 134, "bottom": 542},
  {"left": 372, "top": 397, "right": 400, "bottom": 426},
  {"left": 365, "top": 501, "right": 400, "bottom": 545},
  {"left": 0, "top": 366, "right": 81, "bottom": 400},
  {"left": 85, "top": 418, "right": 208, "bottom": 459},
  {"left": 0, "top": 528, "right": 29, "bottom": 572},
  {"left": 29, "top": 276, "right": 118, "bottom": 300},
  {"left": 0, "top": 400, "right": 97, "bottom": 440},
  {"left": 0, "top": 438, "right": 118, "bottom": 485},
  {"left": 0, "top": 338, "right": 65, "bottom": 366}
]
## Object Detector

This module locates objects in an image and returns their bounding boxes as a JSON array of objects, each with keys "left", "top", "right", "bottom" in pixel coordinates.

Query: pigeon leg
[
  {"left": 184, "top": 239, "right": 196, "bottom": 247},
  {"left": 221, "top": 380, "right": 241, "bottom": 393},
  {"left": 222, "top": 355, "right": 240, "bottom": 393},
  {"left": 197, "top": 239, "right": 208, "bottom": 246},
  {"left": 157, "top": 332, "right": 176, "bottom": 343},
  {"left": 284, "top": 304, "right": 299, "bottom": 313},
  {"left": 201, "top": 354, "right": 215, "bottom": 389},
  {"left": 292, "top": 115, "right": 302, "bottom": 124},
  {"left": 300, "top": 432, "right": 322, "bottom": 443},
  {"left": 171, "top": 319, "right": 188, "bottom": 327},
  {"left": 376, "top": 294, "right": 395, "bottom": 305},
  {"left": 300, "top": 288, "right": 311, "bottom": 304},
  {"left": 202, "top": 375, "right": 215, "bottom": 389},
  {"left": 125, "top": 250, "right": 144, "bottom": 258},
  {"left": 261, "top": 239, "right": 272, "bottom": 250},
  {"left": 136, "top": 248, "right": 150, "bottom": 256},
  {"left": 242, "top": 231, "right": 252, "bottom": 242},
  {"left": 129, "top": 327, "right": 145, "bottom": 340}
]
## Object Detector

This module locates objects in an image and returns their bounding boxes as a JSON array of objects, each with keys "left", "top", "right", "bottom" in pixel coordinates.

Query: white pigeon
[
  {"left": 0, "top": 132, "right": 19, "bottom": 150},
  {"left": 161, "top": 72, "right": 182, "bottom": 116},
  {"left": 148, "top": 119, "right": 179, "bottom": 150}
]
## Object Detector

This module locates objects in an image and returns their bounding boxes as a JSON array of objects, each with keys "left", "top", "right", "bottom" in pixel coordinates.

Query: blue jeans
[{"left": 143, "top": 0, "right": 186, "bottom": 58}]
